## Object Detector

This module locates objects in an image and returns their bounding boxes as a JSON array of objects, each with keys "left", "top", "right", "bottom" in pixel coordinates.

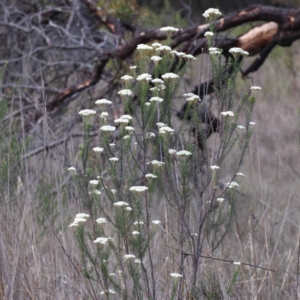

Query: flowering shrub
[{"left": 69, "top": 9, "right": 260, "bottom": 298}]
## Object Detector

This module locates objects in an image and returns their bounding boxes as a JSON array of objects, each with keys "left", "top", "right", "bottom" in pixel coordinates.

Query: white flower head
[
  {"left": 156, "top": 122, "right": 166, "bottom": 128},
  {"left": 137, "top": 44, "right": 153, "bottom": 51},
  {"left": 159, "top": 126, "right": 174, "bottom": 135},
  {"left": 249, "top": 121, "right": 256, "bottom": 126},
  {"left": 176, "top": 51, "right": 186, "bottom": 58},
  {"left": 78, "top": 109, "right": 96, "bottom": 123},
  {"left": 124, "top": 254, "right": 136, "bottom": 260},
  {"left": 229, "top": 47, "right": 249, "bottom": 59},
  {"left": 176, "top": 150, "right": 192, "bottom": 157},
  {"left": 68, "top": 167, "right": 76, "bottom": 174},
  {"left": 126, "top": 206, "right": 132, "bottom": 211},
  {"left": 236, "top": 172, "right": 245, "bottom": 177},
  {"left": 109, "top": 143, "right": 115, "bottom": 148},
  {"left": 168, "top": 149, "right": 177, "bottom": 155},
  {"left": 150, "top": 96, "right": 163, "bottom": 103},
  {"left": 150, "top": 87, "right": 160, "bottom": 93},
  {"left": 162, "top": 72, "right": 179, "bottom": 81},
  {"left": 144, "top": 132, "right": 156, "bottom": 139},
  {"left": 121, "top": 75, "right": 133, "bottom": 82},
  {"left": 237, "top": 125, "right": 245, "bottom": 130},
  {"left": 114, "top": 201, "right": 129, "bottom": 207},
  {"left": 129, "top": 186, "right": 148, "bottom": 193},
  {"left": 156, "top": 45, "right": 172, "bottom": 53},
  {"left": 134, "top": 221, "right": 144, "bottom": 225},
  {"left": 145, "top": 173, "right": 157, "bottom": 179},
  {"left": 114, "top": 118, "right": 129, "bottom": 125},
  {"left": 109, "top": 157, "right": 119, "bottom": 162},
  {"left": 184, "top": 54, "right": 196, "bottom": 61},
  {"left": 250, "top": 86, "right": 261, "bottom": 90},
  {"left": 93, "top": 237, "right": 108, "bottom": 244},
  {"left": 159, "top": 26, "right": 179, "bottom": 35},
  {"left": 152, "top": 220, "right": 161, "bottom": 225},
  {"left": 151, "top": 55, "right": 162, "bottom": 63},
  {"left": 76, "top": 213, "right": 90, "bottom": 219},
  {"left": 123, "top": 135, "right": 130, "bottom": 140},
  {"left": 152, "top": 78, "right": 164, "bottom": 85},
  {"left": 134, "top": 259, "right": 143, "bottom": 264},
  {"left": 118, "top": 89, "right": 133, "bottom": 97},
  {"left": 125, "top": 126, "right": 135, "bottom": 132},
  {"left": 73, "top": 217, "right": 87, "bottom": 224},
  {"left": 226, "top": 181, "right": 239, "bottom": 189},
  {"left": 221, "top": 111, "right": 235, "bottom": 117},
  {"left": 210, "top": 165, "right": 219, "bottom": 170},
  {"left": 147, "top": 160, "right": 165, "bottom": 167},
  {"left": 209, "top": 47, "right": 222, "bottom": 55},
  {"left": 137, "top": 73, "right": 152, "bottom": 82},
  {"left": 186, "top": 94, "right": 200, "bottom": 105},
  {"left": 99, "top": 112, "right": 109, "bottom": 119},
  {"left": 100, "top": 290, "right": 116, "bottom": 295},
  {"left": 96, "top": 218, "right": 107, "bottom": 224},
  {"left": 203, "top": 8, "right": 222, "bottom": 21},
  {"left": 89, "top": 180, "right": 99, "bottom": 186},
  {"left": 170, "top": 273, "right": 183, "bottom": 278},
  {"left": 132, "top": 231, "right": 140, "bottom": 235},
  {"left": 152, "top": 42, "right": 162, "bottom": 48},
  {"left": 93, "top": 147, "right": 104, "bottom": 153},
  {"left": 95, "top": 99, "right": 112, "bottom": 107},
  {"left": 100, "top": 125, "right": 116, "bottom": 132},
  {"left": 233, "top": 261, "right": 241, "bottom": 265},
  {"left": 204, "top": 31, "right": 214, "bottom": 38},
  {"left": 217, "top": 198, "right": 224, "bottom": 203},
  {"left": 121, "top": 114, "right": 133, "bottom": 120}
]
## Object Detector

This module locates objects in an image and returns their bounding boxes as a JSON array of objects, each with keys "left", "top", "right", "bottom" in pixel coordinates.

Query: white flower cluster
[
  {"left": 203, "top": 8, "right": 222, "bottom": 20},
  {"left": 118, "top": 89, "right": 133, "bottom": 97},
  {"left": 221, "top": 111, "right": 234, "bottom": 117},
  {"left": 159, "top": 26, "right": 179, "bottom": 34},
  {"left": 100, "top": 125, "right": 116, "bottom": 132},
  {"left": 95, "top": 99, "right": 112, "bottom": 107},
  {"left": 137, "top": 44, "right": 153, "bottom": 51},
  {"left": 204, "top": 31, "right": 214, "bottom": 37},
  {"left": 250, "top": 86, "right": 261, "bottom": 90},
  {"left": 176, "top": 150, "right": 192, "bottom": 157},
  {"left": 183, "top": 93, "right": 200, "bottom": 104},
  {"left": 147, "top": 160, "right": 165, "bottom": 167},
  {"left": 226, "top": 181, "right": 239, "bottom": 188},
  {"left": 210, "top": 165, "right": 219, "bottom": 170},
  {"left": 209, "top": 47, "right": 222, "bottom": 55},
  {"left": 145, "top": 173, "right": 157, "bottom": 179},
  {"left": 129, "top": 186, "right": 148, "bottom": 193},
  {"left": 69, "top": 213, "right": 90, "bottom": 227},
  {"left": 229, "top": 47, "right": 249, "bottom": 58},
  {"left": 170, "top": 273, "right": 183, "bottom": 278},
  {"left": 100, "top": 290, "right": 116, "bottom": 295},
  {"left": 156, "top": 45, "right": 172, "bottom": 52},
  {"left": 137, "top": 73, "right": 152, "bottom": 82},
  {"left": 92, "top": 147, "right": 103, "bottom": 153},
  {"left": 151, "top": 55, "right": 162, "bottom": 62},
  {"left": 96, "top": 217, "right": 107, "bottom": 224},
  {"left": 114, "top": 201, "right": 129, "bottom": 207},
  {"left": 150, "top": 96, "right": 163, "bottom": 103},
  {"left": 67, "top": 167, "right": 76, "bottom": 174},
  {"left": 159, "top": 126, "right": 174, "bottom": 135},
  {"left": 162, "top": 72, "right": 179, "bottom": 81},
  {"left": 121, "top": 75, "right": 133, "bottom": 81}
]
